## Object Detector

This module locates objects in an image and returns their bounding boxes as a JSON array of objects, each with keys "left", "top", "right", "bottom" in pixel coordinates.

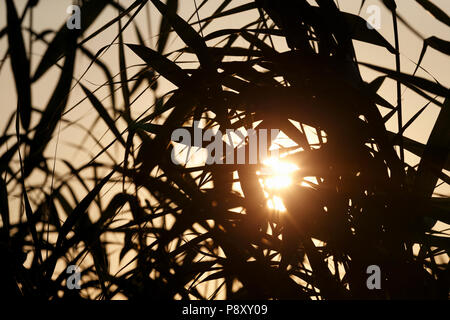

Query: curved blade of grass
[
  {"left": 150, "top": 0, "right": 212, "bottom": 66},
  {"left": 240, "top": 31, "right": 278, "bottom": 56},
  {"left": 0, "top": 176, "right": 9, "bottom": 235},
  {"left": 6, "top": 0, "right": 31, "bottom": 131},
  {"left": 416, "top": 0, "right": 450, "bottom": 27},
  {"left": 387, "top": 132, "right": 450, "bottom": 171},
  {"left": 157, "top": 0, "right": 178, "bottom": 54},
  {"left": 191, "top": 2, "right": 256, "bottom": 26},
  {"left": 80, "top": 84, "right": 126, "bottom": 147},
  {"left": 25, "top": 38, "right": 76, "bottom": 177},
  {"left": 32, "top": 0, "right": 109, "bottom": 81},
  {"left": 414, "top": 98, "right": 450, "bottom": 197},
  {"left": 413, "top": 37, "right": 450, "bottom": 76},
  {"left": 311, "top": 8, "right": 396, "bottom": 54},
  {"left": 56, "top": 170, "right": 115, "bottom": 249},
  {"left": 118, "top": 17, "right": 131, "bottom": 117},
  {"left": 204, "top": 28, "right": 283, "bottom": 41},
  {"left": 15, "top": 111, "right": 42, "bottom": 264},
  {"left": 78, "top": 0, "right": 145, "bottom": 47},
  {"left": 79, "top": 46, "right": 116, "bottom": 108},
  {"left": 195, "top": 0, "right": 232, "bottom": 35},
  {"left": 359, "top": 62, "right": 449, "bottom": 97},
  {"left": 127, "top": 43, "right": 189, "bottom": 87}
]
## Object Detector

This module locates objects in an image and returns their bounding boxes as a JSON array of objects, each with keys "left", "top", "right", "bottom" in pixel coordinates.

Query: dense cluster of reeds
[{"left": 0, "top": 0, "right": 448, "bottom": 299}]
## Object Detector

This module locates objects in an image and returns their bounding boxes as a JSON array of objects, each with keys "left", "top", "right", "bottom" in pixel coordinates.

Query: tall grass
[{"left": 0, "top": 0, "right": 449, "bottom": 299}]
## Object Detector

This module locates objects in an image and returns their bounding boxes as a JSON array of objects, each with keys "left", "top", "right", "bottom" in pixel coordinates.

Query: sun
[
  {"left": 257, "top": 157, "right": 299, "bottom": 212},
  {"left": 260, "top": 157, "right": 299, "bottom": 189}
]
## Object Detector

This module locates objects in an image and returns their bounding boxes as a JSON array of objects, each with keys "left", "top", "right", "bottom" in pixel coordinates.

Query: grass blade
[
  {"left": 80, "top": 84, "right": 126, "bottom": 146},
  {"left": 6, "top": 0, "right": 31, "bottom": 130},
  {"left": 157, "top": 0, "right": 178, "bottom": 54},
  {"left": 415, "top": 0, "right": 450, "bottom": 27},
  {"left": 414, "top": 98, "right": 450, "bottom": 197},
  {"left": 127, "top": 43, "right": 189, "bottom": 87}
]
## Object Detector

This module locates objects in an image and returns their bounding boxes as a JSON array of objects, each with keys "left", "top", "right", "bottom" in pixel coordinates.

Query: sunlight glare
[
  {"left": 257, "top": 157, "right": 300, "bottom": 212},
  {"left": 267, "top": 196, "right": 287, "bottom": 212},
  {"left": 260, "top": 157, "right": 299, "bottom": 190}
]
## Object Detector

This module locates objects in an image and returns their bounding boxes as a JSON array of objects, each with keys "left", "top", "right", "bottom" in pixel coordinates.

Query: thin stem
[{"left": 392, "top": 9, "right": 404, "bottom": 164}]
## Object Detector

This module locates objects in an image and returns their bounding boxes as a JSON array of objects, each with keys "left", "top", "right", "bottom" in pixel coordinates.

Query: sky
[{"left": 0, "top": 0, "right": 448, "bottom": 159}]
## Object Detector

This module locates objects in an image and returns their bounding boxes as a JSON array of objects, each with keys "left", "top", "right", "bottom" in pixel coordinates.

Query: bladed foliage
[{"left": 0, "top": 0, "right": 448, "bottom": 300}]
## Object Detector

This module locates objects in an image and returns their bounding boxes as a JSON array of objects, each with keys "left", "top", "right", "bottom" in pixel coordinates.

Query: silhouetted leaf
[
  {"left": 150, "top": 0, "right": 212, "bottom": 66},
  {"left": 414, "top": 37, "right": 450, "bottom": 76},
  {"left": 193, "top": 3, "right": 256, "bottom": 26},
  {"left": 310, "top": 7, "right": 396, "bottom": 53},
  {"left": 32, "top": 0, "right": 109, "bottom": 81},
  {"left": 78, "top": 0, "right": 145, "bottom": 47},
  {"left": 127, "top": 43, "right": 189, "bottom": 87},
  {"left": 25, "top": 37, "right": 77, "bottom": 177},
  {"left": 56, "top": 170, "right": 115, "bottom": 249},
  {"left": 414, "top": 98, "right": 450, "bottom": 197},
  {"left": 79, "top": 46, "right": 116, "bottom": 109},
  {"left": 360, "top": 62, "right": 449, "bottom": 97},
  {"left": 157, "top": 0, "right": 178, "bottom": 54},
  {"left": 81, "top": 84, "right": 126, "bottom": 146},
  {"left": 416, "top": 0, "right": 450, "bottom": 27},
  {"left": 118, "top": 17, "right": 131, "bottom": 116},
  {"left": 0, "top": 176, "right": 9, "bottom": 234},
  {"left": 6, "top": 0, "right": 31, "bottom": 130}
]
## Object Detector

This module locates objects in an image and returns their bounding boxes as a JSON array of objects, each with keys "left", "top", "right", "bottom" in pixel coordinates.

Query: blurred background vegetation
[{"left": 0, "top": 0, "right": 449, "bottom": 299}]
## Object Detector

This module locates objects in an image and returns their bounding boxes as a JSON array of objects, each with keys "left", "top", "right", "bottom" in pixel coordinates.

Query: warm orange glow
[
  {"left": 257, "top": 157, "right": 299, "bottom": 212},
  {"left": 267, "top": 195, "right": 287, "bottom": 212}
]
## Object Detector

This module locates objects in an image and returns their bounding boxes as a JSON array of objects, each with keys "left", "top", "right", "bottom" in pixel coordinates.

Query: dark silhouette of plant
[{"left": 0, "top": 0, "right": 448, "bottom": 300}]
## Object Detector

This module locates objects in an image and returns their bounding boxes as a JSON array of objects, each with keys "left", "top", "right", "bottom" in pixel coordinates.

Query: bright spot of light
[
  {"left": 259, "top": 157, "right": 299, "bottom": 190},
  {"left": 267, "top": 196, "right": 287, "bottom": 212},
  {"left": 257, "top": 157, "right": 300, "bottom": 212}
]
